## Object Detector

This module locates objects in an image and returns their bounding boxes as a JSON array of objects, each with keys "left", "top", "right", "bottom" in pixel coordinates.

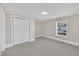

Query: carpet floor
[{"left": 2, "top": 37, "right": 79, "bottom": 56}]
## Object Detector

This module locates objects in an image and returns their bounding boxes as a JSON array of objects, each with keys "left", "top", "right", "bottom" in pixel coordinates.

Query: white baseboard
[
  {"left": 5, "top": 44, "right": 13, "bottom": 49},
  {"left": 5, "top": 39, "right": 35, "bottom": 49},
  {"left": 30, "top": 39, "right": 35, "bottom": 42},
  {"left": 35, "top": 35, "right": 44, "bottom": 38},
  {"left": 5, "top": 35, "right": 79, "bottom": 49},
  {"left": 1, "top": 47, "right": 5, "bottom": 52},
  {"left": 35, "top": 35, "right": 79, "bottom": 47},
  {"left": 43, "top": 35, "right": 79, "bottom": 47}
]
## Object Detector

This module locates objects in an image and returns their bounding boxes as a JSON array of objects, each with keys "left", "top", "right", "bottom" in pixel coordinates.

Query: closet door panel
[
  {"left": 22, "top": 20, "right": 29, "bottom": 42},
  {"left": 13, "top": 18, "right": 23, "bottom": 45}
]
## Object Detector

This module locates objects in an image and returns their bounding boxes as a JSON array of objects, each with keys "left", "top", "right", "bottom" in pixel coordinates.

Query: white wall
[
  {"left": 35, "top": 21, "right": 44, "bottom": 37},
  {"left": 0, "top": 5, "right": 6, "bottom": 52},
  {"left": 43, "top": 15, "right": 79, "bottom": 43},
  {"left": 6, "top": 14, "right": 12, "bottom": 45},
  {"left": 35, "top": 14, "right": 79, "bottom": 45}
]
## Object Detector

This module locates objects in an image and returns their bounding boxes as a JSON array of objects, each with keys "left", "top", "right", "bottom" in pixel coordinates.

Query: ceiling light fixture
[{"left": 42, "top": 11, "right": 48, "bottom": 15}]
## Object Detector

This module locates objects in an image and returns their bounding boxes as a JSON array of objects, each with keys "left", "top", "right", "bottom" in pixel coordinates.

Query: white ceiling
[{"left": 1, "top": 3, "right": 79, "bottom": 21}]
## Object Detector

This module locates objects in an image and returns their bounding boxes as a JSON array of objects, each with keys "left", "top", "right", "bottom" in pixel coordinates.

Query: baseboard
[
  {"left": 35, "top": 35, "right": 44, "bottom": 38},
  {"left": 30, "top": 39, "right": 35, "bottom": 42},
  {"left": 43, "top": 35, "right": 79, "bottom": 47},
  {"left": 5, "top": 39, "right": 35, "bottom": 49},
  {"left": 1, "top": 47, "right": 5, "bottom": 52},
  {"left": 5, "top": 44, "right": 13, "bottom": 49},
  {"left": 5, "top": 35, "right": 79, "bottom": 49}
]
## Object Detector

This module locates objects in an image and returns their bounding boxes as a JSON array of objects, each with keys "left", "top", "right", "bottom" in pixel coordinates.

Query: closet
[{"left": 12, "top": 17, "right": 30, "bottom": 45}]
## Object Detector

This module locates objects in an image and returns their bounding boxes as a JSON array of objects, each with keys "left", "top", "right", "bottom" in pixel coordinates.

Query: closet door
[
  {"left": 22, "top": 20, "right": 29, "bottom": 42},
  {"left": 13, "top": 18, "right": 23, "bottom": 45}
]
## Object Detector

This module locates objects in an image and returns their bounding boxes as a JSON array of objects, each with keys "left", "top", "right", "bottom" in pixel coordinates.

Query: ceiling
[{"left": 1, "top": 3, "right": 79, "bottom": 21}]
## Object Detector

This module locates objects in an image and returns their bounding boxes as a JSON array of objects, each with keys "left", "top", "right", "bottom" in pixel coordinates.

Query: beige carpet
[{"left": 2, "top": 37, "right": 79, "bottom": 56}]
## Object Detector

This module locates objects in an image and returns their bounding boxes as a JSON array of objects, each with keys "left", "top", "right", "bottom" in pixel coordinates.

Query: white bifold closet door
[
  {"left": 22, "top": 20, "right": 29, "bottom": 42},
  {"left": 13, "top": 18, "right": 29, "bottom": 45}
]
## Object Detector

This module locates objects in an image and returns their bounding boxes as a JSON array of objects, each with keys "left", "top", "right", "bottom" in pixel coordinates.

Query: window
[{"left": 56, "top": 21, "right": 68, "bottom": 37}]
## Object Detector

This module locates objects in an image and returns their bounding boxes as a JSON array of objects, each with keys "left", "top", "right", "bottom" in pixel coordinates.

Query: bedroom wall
[
  {"left": 0, "top": 5, "right": 6, "bottom": 51},
  {"left": 43, "top": 15, "right": 79, "bottom": 44},
  {"left": 6, "top": 14, "right": 12, "bottom": 45},
  {"left": 35, "top": 21, "right": 44, "bottom": 37}
]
